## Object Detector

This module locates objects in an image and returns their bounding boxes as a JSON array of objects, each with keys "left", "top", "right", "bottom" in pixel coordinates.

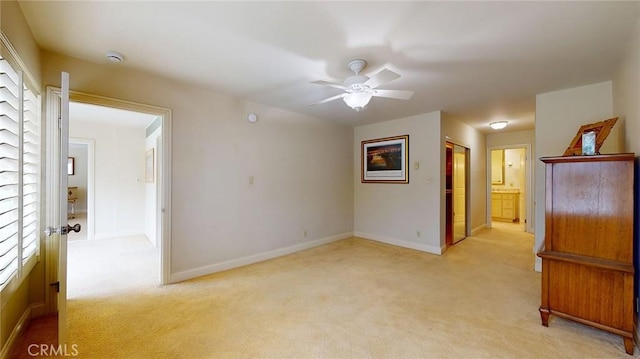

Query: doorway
[
  {"left": 488, "top": 146, "right": 531, "bottom": 232},
  {"left": 445, "top": 142, "right": 469, "bottom": 247},
  {"left": 66, "top": 102, "right": 162, "bottom": 297},
  {"left": 67, "top": 139, "right": 93, "bottom": 242},
  {"left": 44, "top": 86, "right": 172, "bottom": 345}
]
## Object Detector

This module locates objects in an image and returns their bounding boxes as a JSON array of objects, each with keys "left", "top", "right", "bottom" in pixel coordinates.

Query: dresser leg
[
  {"left": 539, "top": 308, "right": 550, "bottom": 327},
  {"left": 623, "top": 337, "right": 634, "bottom": 355}
]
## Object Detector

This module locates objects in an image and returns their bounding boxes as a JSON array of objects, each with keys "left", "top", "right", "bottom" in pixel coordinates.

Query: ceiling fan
[{"left": 311, "top": 59, "right": 414, "bottom": 111}]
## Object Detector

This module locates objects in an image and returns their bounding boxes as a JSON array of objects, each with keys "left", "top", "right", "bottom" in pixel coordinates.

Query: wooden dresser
[{"left": 538, "top": 153, "right": 635, "bottom": 355}]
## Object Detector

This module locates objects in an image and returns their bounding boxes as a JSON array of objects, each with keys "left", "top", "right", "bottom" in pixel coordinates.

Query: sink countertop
[{"left": 492, "top": 189, "right": 520, "bottom": 194}]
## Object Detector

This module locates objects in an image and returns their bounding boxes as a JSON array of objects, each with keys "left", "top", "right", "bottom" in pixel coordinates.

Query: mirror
[{"left": 491, "top": 149, "right": 504, "bottom": 185}]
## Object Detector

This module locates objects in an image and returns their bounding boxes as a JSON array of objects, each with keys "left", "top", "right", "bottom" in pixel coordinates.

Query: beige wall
[
  {"left": 354, "top": 112, "right": 443, "bottom": 254},
  {"left": 441, "top": 113, "right": 487, "bottom": 235},
  {"left": 534, "top": 81, "right": 616, "bottom": 271},
  {"left": 612, "top": 14, "right": 640, "bottom": 342},
  {"left": 613, "top": 17, "right": 640, "bottom": 155},
  {"left": 0, "top": 1, "right": 44, "bottom": 355},
  {"left": 70, "top": 120, "right": 147, "bottom": 240},
  {"left": 0, "top": 1, "right": 40, "bottom": 82},
  {"left": 41, "top": 51, "right": 354, "bottom": 279},
  {"left": 354, "top": 111, "right": 486, "bottom": 253},
  {"left": 486, "top": 130, "right": 535, "bottom": 149}
]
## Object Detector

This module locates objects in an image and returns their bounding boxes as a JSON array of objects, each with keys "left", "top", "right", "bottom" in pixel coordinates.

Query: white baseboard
[
  {"left": 354, "top": 231, "right": 442, "bottom": 255},
  {"left": 471, "top": 224, "right": 487, "bottom": 236},
  {"left": 0, "top": 303, "right": 37, "bottom": 359},
  {"left": 29, "top": 302, "right": 46, "bottom": 318},
  {"left": 534, "top": 256, "right": 542, "bottom": 272},
  {"left": 170, "top": 231, "right": 353, "bottom": 283}
]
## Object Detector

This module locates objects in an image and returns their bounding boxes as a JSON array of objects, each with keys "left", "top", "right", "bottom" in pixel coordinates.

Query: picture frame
[
  {"left": 145, "top": 149, "right": 154, "bottom": 183},
  {"left": 563, "top": 117, "right": 618, "bottom": 156},
  {"left": 67, "top": 157, "right": 75, "bottom": 175},
  {"left": 361, "top": 135, "right": 409, "bottom": 183}
]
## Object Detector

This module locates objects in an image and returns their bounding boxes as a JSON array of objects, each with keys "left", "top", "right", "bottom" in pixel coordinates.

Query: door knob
[
  {"left": 44, "top": 223, "right": 81, "bottom": 236},
  {"left": 66, "top": 223, "right": 81, "bottom": 233}
]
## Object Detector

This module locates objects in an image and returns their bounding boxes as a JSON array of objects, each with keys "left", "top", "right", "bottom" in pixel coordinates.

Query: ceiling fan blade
[
  {"left": 311, "top": 80, "right": 347, "bottom": 90},
  {"left": 364, "top": 69, "right": 400, "bottom": 89},
  {"left": 310, "top": 93, "right": 347, "bottom": 106},
  {"left": 372, "top": 89, "right": 414, "bottom": 100}
]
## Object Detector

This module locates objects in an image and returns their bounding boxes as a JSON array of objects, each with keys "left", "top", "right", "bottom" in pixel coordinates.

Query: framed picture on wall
[
  {"left": 361, "top": 135, "right": 409, "bottom": 183},
  {"left": 67, "top": 157, "right": 75, "bottom": 175},
  {"left": 145, "top": 149, "right": 154, "bottom": 183}
]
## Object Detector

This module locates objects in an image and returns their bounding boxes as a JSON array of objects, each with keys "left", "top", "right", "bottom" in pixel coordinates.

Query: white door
[{"left": 44, "top": 72, "right": 72, "bottom": 345}]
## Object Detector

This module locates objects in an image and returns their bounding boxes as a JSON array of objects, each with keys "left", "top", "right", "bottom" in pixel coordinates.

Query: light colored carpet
[
  {"left": 65, "top": 229, "right": 635, "bottom": 358},
  {"left": 68, "top": 235, "right": 159, "bottom": 299}
]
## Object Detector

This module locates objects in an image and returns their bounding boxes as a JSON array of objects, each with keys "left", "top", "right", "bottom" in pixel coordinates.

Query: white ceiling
[
  {"left": 18, "top": 1, "right": 640, "bottom": 132},
  {"left": 70, "top": 102, "right": 157, "bottom": 128}
]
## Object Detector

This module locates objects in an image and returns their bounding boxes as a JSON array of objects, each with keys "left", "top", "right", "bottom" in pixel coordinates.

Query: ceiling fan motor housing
[{"left": 344, "top": 75, "right": 370, "bottom": 92}]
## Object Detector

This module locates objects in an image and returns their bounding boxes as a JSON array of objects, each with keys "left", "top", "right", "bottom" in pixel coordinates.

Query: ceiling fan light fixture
[
  {"left": 343, "top": 92, "right": 372, "bottom": 111},
  {"left": 490, "top": 121, "right": 508, "bottom": 130}
]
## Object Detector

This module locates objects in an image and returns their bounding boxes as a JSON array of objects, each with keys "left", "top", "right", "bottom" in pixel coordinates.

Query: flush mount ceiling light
[
  {"left": 490, "top": 121, "right": 508, "bottom": 130},
  {"left": 105, "top": 51, "right": 125, "bottom": 63}
]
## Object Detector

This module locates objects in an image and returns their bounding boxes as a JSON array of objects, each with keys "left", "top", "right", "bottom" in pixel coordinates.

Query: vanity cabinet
[
  {"left": 491, "top": 192, "right": 519, "bottom": 222},
  {"left": 538, "top": 153, "right": 635, "bottom": 355}
]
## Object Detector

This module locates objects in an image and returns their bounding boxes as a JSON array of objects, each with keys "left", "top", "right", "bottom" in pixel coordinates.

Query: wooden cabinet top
[{"left": 541, "top": 153, "right": 634, "bottom": 164}]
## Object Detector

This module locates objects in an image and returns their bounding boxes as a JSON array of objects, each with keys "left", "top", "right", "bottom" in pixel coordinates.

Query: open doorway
[
  {"left": 66, "top": 102, "right": 162, "bottom": 298},
  {"left": 445, "top": 142, "right": 469, "bottom": 247},
  {"left": 67, "top": 140, "right": 91, "bottom": 241},
  {"left": 488, "top": 146, "right": 531, "bottom": 232}
]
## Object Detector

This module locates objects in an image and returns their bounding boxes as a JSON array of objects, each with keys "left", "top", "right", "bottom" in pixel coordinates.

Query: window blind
[
  {"left": 0, "top": 56, "right": 20, "bottom": 286},
  {"left": 0, "top": 54, "right": 40, "bottom": 288},
  {"left": 22, "top": 82, "right": 40, "bottom": 262}
]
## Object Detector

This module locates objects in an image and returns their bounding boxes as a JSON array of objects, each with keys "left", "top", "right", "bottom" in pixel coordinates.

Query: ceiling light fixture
[
  {"left": 490, "top": 121, "right": 508, "bottom": 130},
  {"left": 105, "top": 51, "right": 125, "bottom": 63},
  {"left": 343, "top": 92, "right": 372, "bottom": 111}
]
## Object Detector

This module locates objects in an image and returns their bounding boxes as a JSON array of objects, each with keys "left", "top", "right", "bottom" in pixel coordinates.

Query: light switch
[
  {"left": 414, "top": 161, "right": 420, "bottom": 170},
  {"left": 249, "top": 176, "right": 254, "bottom": 185}
]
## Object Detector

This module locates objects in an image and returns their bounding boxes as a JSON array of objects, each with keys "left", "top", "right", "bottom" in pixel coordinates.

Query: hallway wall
[{"left": 70, "top": 118, "right": 147, "bottom": 239}]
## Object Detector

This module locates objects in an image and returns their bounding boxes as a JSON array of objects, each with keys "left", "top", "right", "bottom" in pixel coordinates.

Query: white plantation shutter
[
  {"left": 0, "top": 56, "right": 20, "bottom": 286},
  {"left": 0, "top": 53, "right": 41, "bottom": 289},
  {"left": 22, "top": 83, "right": 40, "bottom": 262}
]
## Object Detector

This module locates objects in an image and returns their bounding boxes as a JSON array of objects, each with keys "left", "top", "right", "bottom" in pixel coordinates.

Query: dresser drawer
[{"left": 502, "top": 209, "right": 514, "bottom": 219}]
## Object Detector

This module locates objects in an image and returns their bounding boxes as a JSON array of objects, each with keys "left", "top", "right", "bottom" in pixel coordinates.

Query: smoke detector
[{"left": 105, "top": 51, "right": 125, "bottom": 63}]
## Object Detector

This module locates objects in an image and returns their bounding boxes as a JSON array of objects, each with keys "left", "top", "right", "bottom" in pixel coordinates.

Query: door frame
[
  {"left": 444, "top": 141, "right": 470, "bottom": 246},
  {"left": 45, "top": 89, "right": 173, "bottom": 300},
  {"left": 486, "top": 144, "right": 533, "bottom": 233},
  {"left": 68, "top": 138, "right": 95, "bottom": 241}
]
